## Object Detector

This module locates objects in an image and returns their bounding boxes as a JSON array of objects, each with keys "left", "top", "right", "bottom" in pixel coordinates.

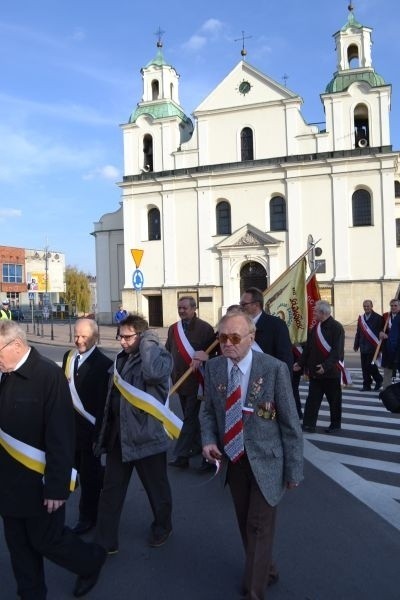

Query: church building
[{"left": 93, "top": 6, "right": 400, "bottom": 326}]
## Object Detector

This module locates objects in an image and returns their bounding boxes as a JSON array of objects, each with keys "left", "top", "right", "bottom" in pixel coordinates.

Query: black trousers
[
  {"left": 227, "top": 455, "right": 277, "bottom": 600},
  {"left": 95, "top": 441, "right": 172, "bottom": 552},
  {"left": 173, "top": 392, "right": 202, "bottom": 458},
  {"left": 360, "top": 352, "right": 383, "bottom": 388},
  {"left": 303, "top": 377, "right": 342, "bottom": 428},
  {"left": 75, "top": 434, "right": 104, "bottom": 523},
  {"left": 2, "top": 505, "right": 104, "bottom": 600}
]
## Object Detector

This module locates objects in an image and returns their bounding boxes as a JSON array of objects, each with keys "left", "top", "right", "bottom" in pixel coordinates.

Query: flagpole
[
  {"left": 263, "top": 240, "right": 320, "bottom": 297},
  {"left": 168, "top": 338, "right": 219, "bottom": 396}
]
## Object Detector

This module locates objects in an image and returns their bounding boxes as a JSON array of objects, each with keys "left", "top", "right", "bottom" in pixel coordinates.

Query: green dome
[
  {"left": 325, "top": 70, "right": 386, "bottom": 93},
  {"left": 129, "top": 101, "right": 190, "bottom": 124},
  {"left": 144, "top": 47, "right": 169, "bottom": 69}
]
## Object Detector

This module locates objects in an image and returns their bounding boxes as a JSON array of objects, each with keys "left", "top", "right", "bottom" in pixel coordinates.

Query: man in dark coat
[
  {"left": 379, "top": 298, "right": 400, "bottom": 389},
  {"left": 62, "top": 318, "right": 113, "bottom": 535},
  {"left": 294, "top": 300, "right": 345, "bottom": 433},
  {"left": 0, "top": 320, "right": 106, "bottom": 599},
  {"left": 353, "top": 299, "right": 384, "bottom": 391},
  {"left": 166, "top": 296, "right": 216, "bottom": 470},
  {"left": 240, "top": 287, "right": 293, "bottom": 373}
]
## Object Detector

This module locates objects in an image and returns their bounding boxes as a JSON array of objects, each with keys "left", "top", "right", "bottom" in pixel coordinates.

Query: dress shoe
[
  {"left": 168, "top": 457, "right": 189, "bottom": 469},
  {"left": 374, "top": 382, "right": 383, "bottom": 392},
  {"left": 324, "top": 426, "right": 341, "bottom": 433},
  {"left": 72, "top": 519, "right": 95, "bottom": 535},
  {"left": 302, "top": 425, "right": 316, "bottom": 433},
  {"left": 73, "top": 546, "right": 106, "bottom": 597},
  {"left": 148, "top": 528, "right": 172, "bottom": 547}
]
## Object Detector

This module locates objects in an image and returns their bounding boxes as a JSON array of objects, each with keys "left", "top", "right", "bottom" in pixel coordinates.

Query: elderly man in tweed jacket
[{"left": 201, "top": 312, "right": 303, "bottom": 600}]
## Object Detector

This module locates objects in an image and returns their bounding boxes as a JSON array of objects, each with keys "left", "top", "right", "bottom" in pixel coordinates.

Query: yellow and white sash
[
  {"left": 64, "top": 350, "right": 96, "bottom": 425},
  {"left": 0, "top": 427, "right": 77, "bottom": 491},
  {"left": 113, "top": 365, "right": 182, "bottom": 440}
]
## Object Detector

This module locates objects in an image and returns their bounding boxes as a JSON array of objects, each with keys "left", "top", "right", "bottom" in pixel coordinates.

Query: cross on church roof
[
  {"left": 154, "top": 26, "right": 165, "bottom": 48},
  {"left": 234, "top": 30, "right": 252, "bottom": 58}
]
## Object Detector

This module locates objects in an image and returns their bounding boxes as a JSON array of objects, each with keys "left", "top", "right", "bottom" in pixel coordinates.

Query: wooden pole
[
  {"left": 371, "top": 315, "right": 389, "bottom": 365},
  {"left": 169, "top": 338, "right": 219, "bottom": 396}
]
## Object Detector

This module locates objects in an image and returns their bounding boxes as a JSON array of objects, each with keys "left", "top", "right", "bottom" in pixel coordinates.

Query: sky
[{"left": 0, "top": 0, "right": 399, "bottom": 274}]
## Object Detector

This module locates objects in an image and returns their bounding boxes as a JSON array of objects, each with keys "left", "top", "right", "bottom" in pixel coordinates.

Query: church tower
[
  {"left": 121, "top": 37, "right": 193, "bottom": 175},
  {"left": 321, "top": 3, "right": 391, "bottom": 151}
]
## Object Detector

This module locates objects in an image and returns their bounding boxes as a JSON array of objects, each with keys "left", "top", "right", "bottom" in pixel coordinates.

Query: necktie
[
  {"left": 223, "top": 364, "right": 244, "bottom": 462},
  {"left": 74, "top": 355, "right": 80, "bottom": 378}
]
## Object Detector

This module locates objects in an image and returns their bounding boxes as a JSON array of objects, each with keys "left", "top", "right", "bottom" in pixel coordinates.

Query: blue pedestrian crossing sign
[{"left": 132, "top": 269, "right": 144, "bottom": 291}]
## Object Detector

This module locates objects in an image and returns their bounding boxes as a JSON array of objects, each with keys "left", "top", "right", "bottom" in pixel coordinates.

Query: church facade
[{"left": 93, "top": 7, "right": 400, "bottom": 326}]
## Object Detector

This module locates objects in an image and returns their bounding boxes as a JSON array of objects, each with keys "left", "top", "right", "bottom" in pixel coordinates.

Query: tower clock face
[{"left": 238, "top": 80, "right": 251, "bottom": 95}]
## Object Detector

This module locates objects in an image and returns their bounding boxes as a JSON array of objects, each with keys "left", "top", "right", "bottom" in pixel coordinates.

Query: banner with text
[{"left": 264, "top": 258, "right": 307, "bottom": 344}]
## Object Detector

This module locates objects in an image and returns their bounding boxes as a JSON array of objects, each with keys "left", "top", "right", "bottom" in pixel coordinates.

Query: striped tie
[{"left": 223, "top": 364, "right": 244, "bottom": 462}]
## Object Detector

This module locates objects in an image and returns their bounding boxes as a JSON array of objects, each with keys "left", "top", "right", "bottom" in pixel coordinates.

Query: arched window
[
  {"left": 395, "top": 181, "right": 400, "bottom": 198},
  {"left": 270, "top": 196, "right": 287, "bottom": 231},
  {"left": 143, "top": 134, "right": 153, "bottom": 171},
  {"left": 148, "top": 208, "right": 161, "bottom": 240},
  {"left": 240, "top": 127, "right": 254, "bottom": 161},
  {"left": 347, "top": 43, "right": 360, "bottom": 68},
  {"left": 352, "top": 189, "right": 372, "bottom": 226},
  {"left": 216, "top": 201, "right": 231, "bottom": 235},
  {"left": 151, "top": 80, "right": 159, "bottom": 100},
  {"left": 354, "top": 103, "right": 369, "bottom": 148}
]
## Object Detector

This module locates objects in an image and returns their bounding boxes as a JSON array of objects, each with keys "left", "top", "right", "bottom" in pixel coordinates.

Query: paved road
[{"left": 1, "top": 349, "right": 399, "bottom": 599}]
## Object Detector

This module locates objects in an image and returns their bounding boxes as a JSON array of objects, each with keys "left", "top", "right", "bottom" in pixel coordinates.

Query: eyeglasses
[
  {"left": 0, "top": 338, "right": 15, "bottom": 353},
  {"left": 116, "top": 333, "right": 139, "bottom": 341},
  {"left": 218, "top": 332, "right": 251, "bottom": 345}
]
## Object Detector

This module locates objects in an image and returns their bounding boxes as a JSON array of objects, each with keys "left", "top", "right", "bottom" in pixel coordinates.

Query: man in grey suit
[{"left": 201, "top": 312, "right": 303, "bottom": 600}]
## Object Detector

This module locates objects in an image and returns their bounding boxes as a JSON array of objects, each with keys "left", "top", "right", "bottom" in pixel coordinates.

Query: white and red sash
[
  {"left": 315, "top": 323, "right": 352, "bottom": 385},
  {"left": 358, "top": 315, "right": 379, "bottom": 348},
  {"left": 172, "top": 321, "right": 205, "bottom": 392}
]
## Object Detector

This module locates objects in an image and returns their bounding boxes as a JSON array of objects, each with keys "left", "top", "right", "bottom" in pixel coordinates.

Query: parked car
[{"left": 11, "top": 308, "right": 25, "bottom": 321}]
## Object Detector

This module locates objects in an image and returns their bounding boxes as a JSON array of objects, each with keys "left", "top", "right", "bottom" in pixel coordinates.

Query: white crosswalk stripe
[{"left": 300, "top": 367, "right": 400, "bottom": 531}]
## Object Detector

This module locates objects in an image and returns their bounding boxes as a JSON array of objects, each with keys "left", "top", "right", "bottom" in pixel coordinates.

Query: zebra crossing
[{"left": 300, "top": 367, "right": 400, "bottom": 532}]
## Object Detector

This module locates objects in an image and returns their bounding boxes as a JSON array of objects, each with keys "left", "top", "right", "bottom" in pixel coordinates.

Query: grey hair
[
  {"left": 74, "top": 317, "right": 99, "bottom": 337},
  {"left": 178, "top": 296, "right": 197, "bottom": 309},
  {"left": 0, "top": 320, "right": 27, "bottom": 344},
  {"left": 217, "top": 311, "right": 256, "bottom": 334},
  {"left": 315, "top": 300, "right": 331, "bottom": 316}
]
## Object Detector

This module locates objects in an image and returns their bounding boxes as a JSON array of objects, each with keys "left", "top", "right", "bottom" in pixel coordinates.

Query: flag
[
  {"left": 306, "top": 273, "right": 321, "bottom": 331},
  {"left": 264, "top": 258, "right": 307, "bottom": 344}
]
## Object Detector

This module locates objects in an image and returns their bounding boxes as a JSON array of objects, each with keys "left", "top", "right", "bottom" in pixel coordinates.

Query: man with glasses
[
  {"left": 201, "top": 312, "right": 303, "bottom": 600},
  {"left": 239, "top": 287, "right": 293, "bottom": 373},
  {"left": 62, "top": 318, "right": 112, "bottom": 536},
  {"left": 94, "top": 314, "right": 174, "bottom": 552},
  {"left": 0, "top": 320, "right": 106, "bottom": 598},
  {"left": 166, "top": 296, "right": 216, "bottom": 471}
]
